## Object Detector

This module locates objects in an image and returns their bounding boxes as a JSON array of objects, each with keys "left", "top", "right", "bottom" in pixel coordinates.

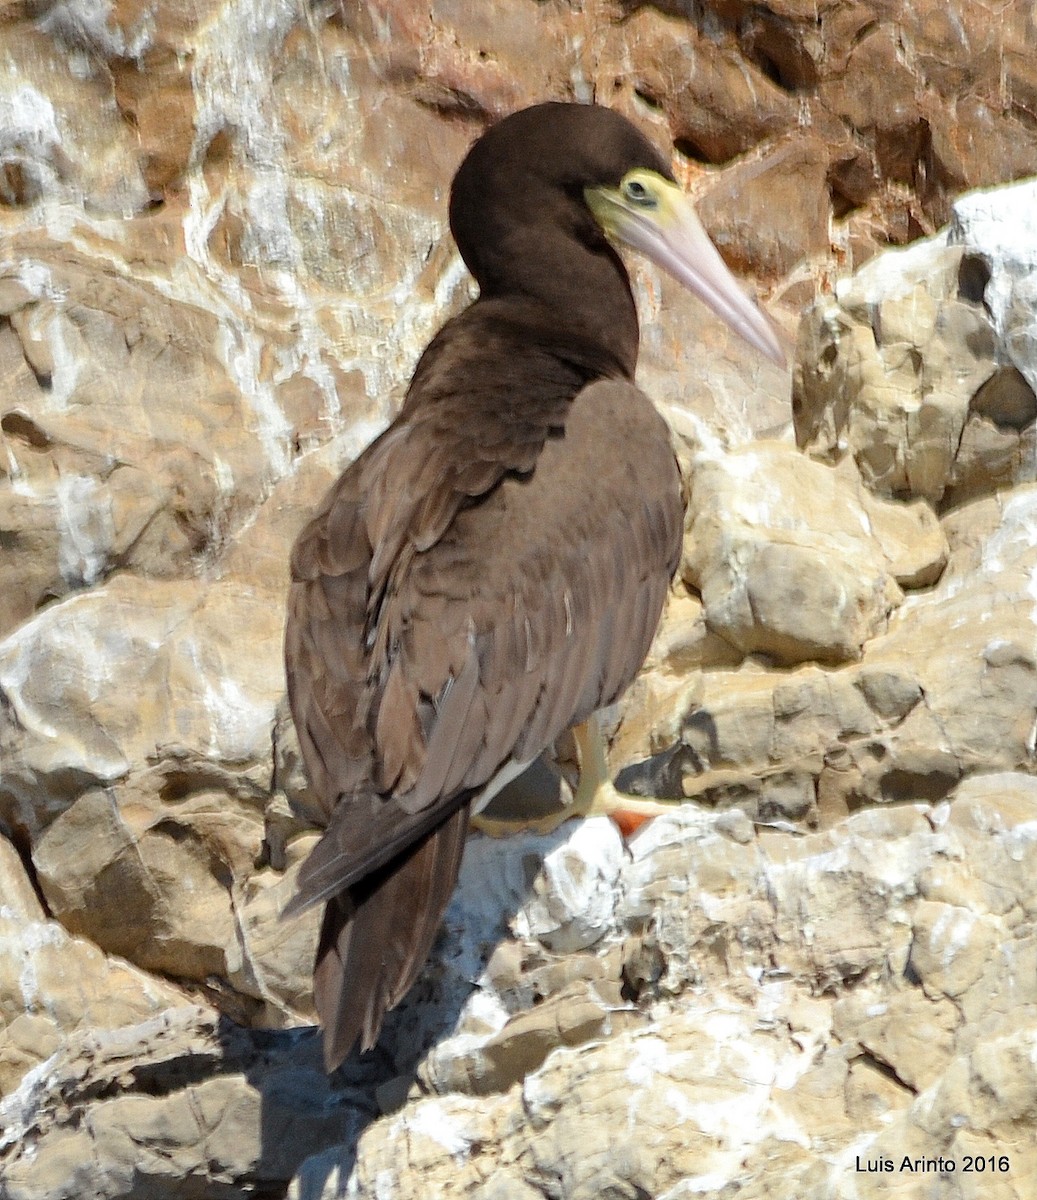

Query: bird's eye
[{"left": 622, "top": 178, "right": 657, "bottom": 207}]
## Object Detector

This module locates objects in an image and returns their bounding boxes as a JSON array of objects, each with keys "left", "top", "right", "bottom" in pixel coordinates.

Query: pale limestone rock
[
  {"left": 0, "top": 22, "right": 150, "bottom": 213},
  {"left": 29, "top": 782, "right": 319, "bottom": 1022},
  {"left": 0, "top": 572, "right": 321, "bottom": 1026},
  {"left": 515, "top": 817, "right": 625, "bottom": 954},
  {"left": 0, "top": 248, "right": 277, "bottom": 637},
  {"left": 908, "top": 899, "right": 1001, "bottom": 1001},
  {"left": 828, "top": 1015, "right": 1037, "bottom": 1200},
  {"left": 286, "top": 779, "right": 1037, "bottom": 1199},
  {"left": 0, "top": 1007, "right": 367, "bottom": 1200},
  {"left": 0, "top": 575, "right": 284, "bottom": 828},
  {"left": 0, "top": 832, "right": 186, "bottom": 1096},
  {"left": 953, "top": 184, "right": 1037, "bottom": 398},
  {"left": 0, "top": 828, "right": 41, "bottom": 922},
  {"left": 832, "top": 987, "right": 960, "bottom": 1092},
  {"left": 683, "top": 442, "right": 947, "bottom": 665},
  {"left": 794, "top": 181, "right": 1037, "bottom": 507},
  {"left": 26, "top": 798, "right": 318, "bottom": 1030},
  {"left": 663, "top": 485, "right": 1037, "bottom": 819}
]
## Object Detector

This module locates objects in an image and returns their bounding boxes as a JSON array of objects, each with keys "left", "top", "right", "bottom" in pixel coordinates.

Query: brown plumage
[{"left": 283, "top": 102, "right": 782, "bottom": 1071}]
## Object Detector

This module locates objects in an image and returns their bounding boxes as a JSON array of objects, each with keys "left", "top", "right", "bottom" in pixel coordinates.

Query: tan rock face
[
  {"left": 683, "top": 442, "right": 947, "bottom": 664},
  {"left": 0, "top": 242, "right": 277, "bottom": 637},
  {"left": 626, "top": 485, "right": 1036, "bottom": 822},
  {"left": 0, "top": 833, "right": 187, "bottom": 1095},
  {"left": 1, "top": 3, "right": 1035, "bottom": 1199}
]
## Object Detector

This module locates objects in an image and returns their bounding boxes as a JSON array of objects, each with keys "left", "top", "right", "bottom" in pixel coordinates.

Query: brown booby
[{"left": 283, "top": 101, "right": 783, "bottom": 1071}]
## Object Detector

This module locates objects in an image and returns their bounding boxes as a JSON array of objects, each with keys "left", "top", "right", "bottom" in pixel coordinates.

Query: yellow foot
[
  {"left": 569, "top": 717, "right": 680, "bottom": 837},
  {"left": 470, "top": 757, "right": 579, "bottom": 837},
  {"left": 471, "top": 716, "right": 680, "bottom": 839},
  {"left": 471, "top": 808, "right": 583, "bottom": 838},
  {"left": 571, "top": 776, "right": 680, "bottom": 838}
]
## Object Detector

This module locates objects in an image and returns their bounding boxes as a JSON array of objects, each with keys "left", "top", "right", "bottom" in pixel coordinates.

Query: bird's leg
[
  {"left": 569, "top": 713, "right": 680, "bottom": 837},
  {"left": 471, "top": 714, "right": 680, "bottom": 838}
]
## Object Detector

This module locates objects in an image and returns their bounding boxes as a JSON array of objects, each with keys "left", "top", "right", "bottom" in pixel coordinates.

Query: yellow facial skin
[
  {"left": 585, "top": 168, "right": 677, "bottom": 236},
  {"left": 584, "top": 168, "right": 785, "bottom": 365}
]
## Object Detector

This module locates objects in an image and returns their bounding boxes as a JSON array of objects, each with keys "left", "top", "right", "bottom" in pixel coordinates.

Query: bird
[{"left": 283, "top": 101, "right": 784, "bottom": 1071}]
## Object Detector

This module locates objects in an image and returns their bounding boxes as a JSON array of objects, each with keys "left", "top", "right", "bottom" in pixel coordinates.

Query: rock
[
  {"left": 515, "top": 817, "right": 625, "bottom": 954},
  {"left": 2, "top": 3, "right": 1036, "bottom": 1197},
  {"left": 671, "top": 485, "right": 1037, "bottom": 819},
  {"left": 0, "top": 246, "right": 279, "bottom": 637},
  {"left": 0, "top": 573, "right": 320, "bottom": 1025},
  {"left": 953, "top": 180, "right": 1037, "bottom": 399},
  {"left": 29, "top": 782, "right": 320, "bottom": 1024},
  {"left": 794, "top": 179, "right": 1037, "bottom": 507},
  {"left": 908, "top": 899, "right": 999, "bottom": 1002},
  {"left": 1, "top": 575, "right": 283, "bottom": 827},
  {"left": 0, "top": 1007, "right": 374, "bottom": 1200},
  {"left": 0, "top": 832, "right": 187, "bottom": 1097},
  {"left": 837, "top": 1015, "right": 1037, "bottom": 1200},
  {"left": 698, "top": 135, "right": 833, "bottom": 281},
  {"left": 683, "top": 441, "right": 947, "bottom": 665},
  {"left": 0, "top": 20, "right": 150, "bottom": 213},
  {"left": 832, "top": 987, "right": 959, "bottom": 1093},
  {"left": 287, "top": 778, "right": 1037, "bottom": 1199}
]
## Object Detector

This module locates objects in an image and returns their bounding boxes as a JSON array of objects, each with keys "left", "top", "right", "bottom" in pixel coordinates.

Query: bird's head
[{"left": 449, "top": 101, "right": 785, "bottom": 366}]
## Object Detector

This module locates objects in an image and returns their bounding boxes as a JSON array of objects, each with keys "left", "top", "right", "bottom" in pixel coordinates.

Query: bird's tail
[{"left": 313, "top": 801, "right": 472, "bottom": 1071}]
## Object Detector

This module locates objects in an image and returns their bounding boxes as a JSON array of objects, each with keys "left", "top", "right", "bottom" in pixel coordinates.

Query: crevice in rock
[
  {"left": 957, "top": 252, "right": 992, "bottom": 305},
  {"left": 8, "top": 823, "right": 54, "bottom": 918},
  {"left": 412, "top": 83, "right": 489, "bottom": 122},
  {"left": 848, "top": 19, "right": 880, "bottom": 50},
  {"left": 620, "top": 927, "right": 666, "bottom": 1002},
  {"left": 0, "top": 410, "right": 51, "bottom": 448},
  {"left": 853, "top": 1048, "right": 918, "bottom": 1096},
  {"left": 125, "top": 1048, "right": 238, "bottom": 1101},
  {"left": 828, "top": 178, "right": 861, "bottom": 221},
  {"left": 673, "top": 133, "right": 718, "bottom": 166},
  {"left": 969, "top": 367, "right": 1037, "bottom": 431},
  {"left": 873, "top": 767, "right": 959, "bottom": 806},
  {"left": 632, "top": 84, "right": 666, "bottom": 116},
  {"left": 0, "top": 160, "right": 42, "bottom": 208},
  {"left": 739, "top": 19, "right": 818, "bottom": 93}
]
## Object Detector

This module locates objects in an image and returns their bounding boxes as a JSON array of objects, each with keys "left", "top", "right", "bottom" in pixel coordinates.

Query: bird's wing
[
  {"left": 284, "top": 376, "right": 682, "bottom": 1062},
  {"left": 287, "top": 375, "right": 682, "bottom": 902}
]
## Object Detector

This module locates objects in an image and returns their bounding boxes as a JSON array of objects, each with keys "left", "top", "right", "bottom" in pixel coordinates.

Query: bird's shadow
[{"left": 616, "top": 708, "right": 720, "bottom": 798}]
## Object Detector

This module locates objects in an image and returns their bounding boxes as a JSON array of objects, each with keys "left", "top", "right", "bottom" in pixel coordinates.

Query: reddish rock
[
  {"left": 699, "top": 136, "right": 832, "bottom": 279},
  {"left": 110, "top": 49, "right": 197, "bottom": 195}
]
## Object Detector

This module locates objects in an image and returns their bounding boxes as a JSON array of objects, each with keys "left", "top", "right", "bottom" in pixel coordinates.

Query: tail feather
[{"left": 314, "top": 802, "right": 472, "bottom": 1071}]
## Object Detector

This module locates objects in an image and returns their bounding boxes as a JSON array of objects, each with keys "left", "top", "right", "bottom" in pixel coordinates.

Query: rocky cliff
[{"left": 1, "top": 3, "right": 1035, "bottom": 1198}]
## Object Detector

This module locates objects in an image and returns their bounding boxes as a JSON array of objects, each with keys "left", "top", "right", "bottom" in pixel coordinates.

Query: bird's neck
[{"left": 475, "top": 227, "right": 640, "bottom": 381}]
